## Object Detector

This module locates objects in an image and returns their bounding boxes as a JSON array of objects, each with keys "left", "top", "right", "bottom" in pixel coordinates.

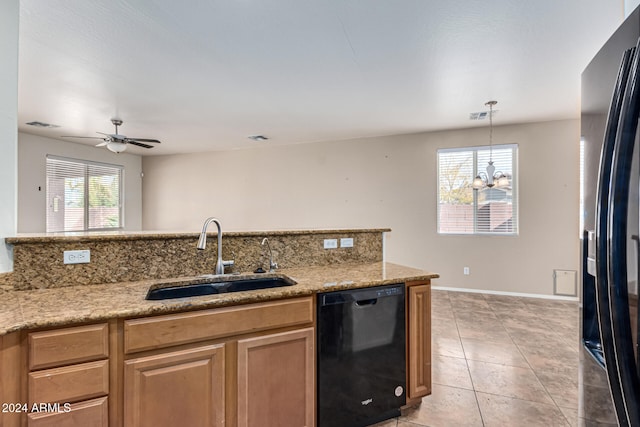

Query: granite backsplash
[{"left": 6, "top": 229, "right": 388, "bottom": 290}]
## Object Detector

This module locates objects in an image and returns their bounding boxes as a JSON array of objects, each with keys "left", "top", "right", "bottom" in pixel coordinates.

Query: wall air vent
[
  {"left": 469, "top": 110, "right": 498, "bottom": 121},
  {"left": 26, "top": 121, "right": 60, "bottom": 128}
]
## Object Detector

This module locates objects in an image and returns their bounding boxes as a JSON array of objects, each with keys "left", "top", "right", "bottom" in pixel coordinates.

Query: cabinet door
[
  {"left": 124, "top": 344, "right": 225, "bottom": 427},
  {"left": 407, "top": 283, "right": 431, "bottom": 400},
  {"left": 237, "top": 328, "right": 314, "bottom": 427}
]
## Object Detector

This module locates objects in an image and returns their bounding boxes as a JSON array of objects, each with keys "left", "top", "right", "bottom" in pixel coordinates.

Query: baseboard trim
[{"left": 431, "top": 286, "right": 579, "bottom": 302}]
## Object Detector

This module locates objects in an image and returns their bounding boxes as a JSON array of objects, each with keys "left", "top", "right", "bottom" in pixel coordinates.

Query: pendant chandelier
[{"left": 472, "top": 100, "right": 509, "bottom": 190}]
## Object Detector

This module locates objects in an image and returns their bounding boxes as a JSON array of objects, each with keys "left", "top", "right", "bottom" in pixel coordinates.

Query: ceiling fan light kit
[
  {"left": 106, "top": 141, "right": 128, "bottom": 153},
  {"left": 61, "top": 118, "right": 161, "bottom": 153}
]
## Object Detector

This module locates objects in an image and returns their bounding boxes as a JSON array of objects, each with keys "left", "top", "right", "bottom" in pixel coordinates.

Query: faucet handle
[
  {"left": 261, "top": 238, "right": 277, "bottom": 272},
  {"left": 222, "top": 251, "right": 235, "bottom": 269}
]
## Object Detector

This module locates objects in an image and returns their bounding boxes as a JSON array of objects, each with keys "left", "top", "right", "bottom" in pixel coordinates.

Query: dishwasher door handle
[{"left": 355, "top": 298, "right": 377, "bottom": 306}]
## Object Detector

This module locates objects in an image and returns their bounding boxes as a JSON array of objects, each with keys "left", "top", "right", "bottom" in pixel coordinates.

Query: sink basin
[
  {"left": 145, "top": 275, "right": 297, "bottom": 300},
  {"left": 146, "top": 283, "right": 222, "bottom": 300}
]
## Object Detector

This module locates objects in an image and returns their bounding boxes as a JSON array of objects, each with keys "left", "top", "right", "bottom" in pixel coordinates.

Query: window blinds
[
  {"left": 46, "top": 156, "right": 123, "bottom": 232},
  {"left": 437, "top": 145, "right": 518, "bottom": 235}
]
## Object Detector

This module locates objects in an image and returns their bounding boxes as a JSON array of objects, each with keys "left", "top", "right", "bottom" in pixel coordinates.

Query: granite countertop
[
  {"left": 6, "top": 228, "right": 392, "bottom": 244},
  {"left": 0, "top": 262, "right": 438, "bottom": 336}
]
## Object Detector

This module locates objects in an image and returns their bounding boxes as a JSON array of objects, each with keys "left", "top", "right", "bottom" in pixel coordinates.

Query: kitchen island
[{"left": 0, "top": 229, "right": 437, "bottom": 427}]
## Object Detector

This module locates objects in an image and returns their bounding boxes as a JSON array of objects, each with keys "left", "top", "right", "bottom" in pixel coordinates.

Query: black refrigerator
[{"left": 581, "top": 6, "right": 640, "bottom": 426}]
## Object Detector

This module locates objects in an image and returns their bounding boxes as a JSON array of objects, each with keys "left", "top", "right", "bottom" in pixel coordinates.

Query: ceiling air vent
[
  {"left": 469, "top": 110, "right": 498, "bottom": 121},
  {"left": 248, "top": 135, "right": 269, "bottom": 141},
  {"left": 26, "top": 121, "right": 60, "bottom": 128}
]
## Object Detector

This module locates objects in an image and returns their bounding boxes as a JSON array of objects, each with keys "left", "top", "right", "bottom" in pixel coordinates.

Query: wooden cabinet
[
  {"left": 123, "top": 344, "right": 225, "bottom": 427},
  {"left": 27, "top": 397, "right": 108, "bottom": 427},
  {"left": 25, "top": 323, "right": 111, "bottom": 427},
  {"left": 122, "top": 296, "right": 315, "bottom": 427},
  {"left": 28, "top": 360, "right": 109, "bottom": 404},
  {"left": 1, "top": 283, "right": 432, "bottom": 425},
  {"left": 237, "top": 328, "right": 314, "bottom": 427},
  {"left": 123, "top": 298, "right": 314, "bottom": 354},
  {"left": 406, "top": 280, "right": 431, "bottom": 403},
  {"left": 0, "top": 332, "right": 22, "bottom": 427},
  {"left": 28, "top": 323, "right": 109, "bottom": 370}
]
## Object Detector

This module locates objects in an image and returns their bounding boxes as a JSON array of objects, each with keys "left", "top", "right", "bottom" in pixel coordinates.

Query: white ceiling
[{"left": 18, "top": 1, "right": 623, "bottom": 156}]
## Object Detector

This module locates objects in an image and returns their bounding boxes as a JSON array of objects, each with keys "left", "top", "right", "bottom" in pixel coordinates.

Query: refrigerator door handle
[
  {"left": 607, "top": 37, "right": 640, "bottom": 427},
  {"left": 595, "top": 45, "right": 635, "bottom": 427},
  {"left": 632, "top": 232, "right": 640, "bottom": 371}
]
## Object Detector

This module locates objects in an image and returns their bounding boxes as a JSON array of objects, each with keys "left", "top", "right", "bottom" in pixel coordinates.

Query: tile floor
[{"left": 374, "top": 289, "right": 581, "bottom": 427}]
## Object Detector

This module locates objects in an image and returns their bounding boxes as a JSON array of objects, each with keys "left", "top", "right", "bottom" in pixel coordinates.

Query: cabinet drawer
[
  {"left": 29, "top": 324, "right": 109, "bottom": 370},
  {"left": 124, "top": 297, "right": 314, "bottom": 354},
  {"left": 27, "top": 396, "right": 108, "bottom": 427},
  {"left": 28, "top": 360, "right": 109, "bottom": 405}
]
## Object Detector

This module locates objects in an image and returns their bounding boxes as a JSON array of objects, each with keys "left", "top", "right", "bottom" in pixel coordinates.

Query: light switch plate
[
  {"left": 64, "top": 250, "right": 91, "bottom": 264},
  {"left": 323, "top": 239, "right": 338, "bottom": 249},
  {"left": 340, "top": 238, "right": 354, "bottom": 248}
]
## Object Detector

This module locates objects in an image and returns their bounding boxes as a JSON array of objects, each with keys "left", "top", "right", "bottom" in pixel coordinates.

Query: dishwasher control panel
[
  {"left": 319, "top": 283, "right": 404, "bottom": 306},
  {"left": 374, "top": 286, "right": 404, "bottom": 298}
]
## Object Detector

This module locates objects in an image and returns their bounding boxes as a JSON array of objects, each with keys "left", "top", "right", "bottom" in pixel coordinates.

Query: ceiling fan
[{"left": 61, "top": 119, "right": 161, "bottom": 153}]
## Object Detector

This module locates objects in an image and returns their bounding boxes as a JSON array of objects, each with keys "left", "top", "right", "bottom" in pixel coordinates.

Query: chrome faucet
[
  {"left": 197, "top": 217, "right": 234, "bottom": 275},
  {"left": 261, "top": 237, "right": 278, "bottom": 272}
]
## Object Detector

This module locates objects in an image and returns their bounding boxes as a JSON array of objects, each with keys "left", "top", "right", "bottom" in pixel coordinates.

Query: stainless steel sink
[{"left": 145, "top": 274, "right": 297, "bottom": 300}]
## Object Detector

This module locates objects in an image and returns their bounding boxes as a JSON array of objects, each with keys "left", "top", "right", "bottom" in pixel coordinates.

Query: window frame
[
  {"left": 46, "top": 155, "right": 125, "bottom": 232},
  {"left": 437, "top": 144, "right": 518, "bottom": 236}
]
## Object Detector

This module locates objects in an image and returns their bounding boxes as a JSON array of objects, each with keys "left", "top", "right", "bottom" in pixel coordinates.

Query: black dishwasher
[{"left": 317, "top": 283, "right": 406, "bottom": 427}]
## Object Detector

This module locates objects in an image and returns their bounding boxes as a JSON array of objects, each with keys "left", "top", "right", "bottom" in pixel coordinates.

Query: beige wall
[
  {"left": 18, "top": 132, "right": 143, "bottom": 232},
  {"left": 142, "top": 119, "right": 580, "bottom": 296}
]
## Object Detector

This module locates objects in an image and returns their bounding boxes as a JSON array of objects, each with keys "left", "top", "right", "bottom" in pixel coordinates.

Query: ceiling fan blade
[
  {"left": 127, "top": 138, "right": 161, "bottom": 143},
  {"left": 96, "top": 132, "right": 121, "bottom": 139},
  {"left": 61, "top": 135, "right": 106, "bottom": 139},
  {"left": 62, "top": 122, "right": 159, "bottom": 149},
  {"left": 126, "top": 140, "right": 155, "bottom": 149}
]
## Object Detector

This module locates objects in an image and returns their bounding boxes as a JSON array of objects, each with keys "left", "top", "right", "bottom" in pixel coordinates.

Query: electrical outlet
[
  {"left": 64, "top": 250, "right": 91, "bottom": 264},
  {"left": 340, "top": 238, "right": 354, "bottom": 248},
  {"left": 463, "top": 267, "right": 470, "bottom": 275},
  {"left": 324, "top": 239, "right": 338, "bottom": 249}
]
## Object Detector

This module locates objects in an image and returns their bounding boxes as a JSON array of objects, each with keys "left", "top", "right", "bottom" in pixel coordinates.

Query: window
[
  {"left": 46, "top": 155, "right": 123, "bottom": 232},
  {"left": 437, "top": 144, "right": 518, "bottom": 234}
]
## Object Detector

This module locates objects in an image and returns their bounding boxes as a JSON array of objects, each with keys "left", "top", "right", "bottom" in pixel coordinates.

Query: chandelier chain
[{"left": 486, "top": 100, "right": 497, "bottom": 162}]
